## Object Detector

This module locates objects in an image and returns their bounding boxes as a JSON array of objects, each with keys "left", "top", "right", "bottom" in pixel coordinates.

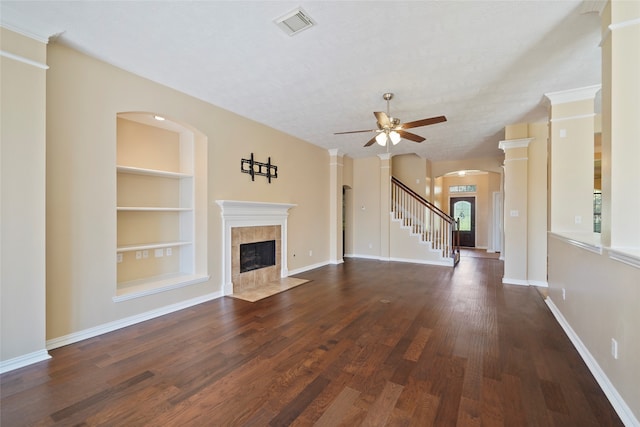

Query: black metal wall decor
[{"left": 241, "top": 153, "right": 278, "bottom": 183}]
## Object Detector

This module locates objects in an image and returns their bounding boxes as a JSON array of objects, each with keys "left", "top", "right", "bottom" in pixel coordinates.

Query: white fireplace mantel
[{"left": 216, "top": 200, "right": 296, "bottom": 295}]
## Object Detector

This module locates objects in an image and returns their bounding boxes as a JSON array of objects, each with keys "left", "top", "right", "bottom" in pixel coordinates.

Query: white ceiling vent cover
[{"left": 275, "top": 8, "right": 315, "bottom": 36}]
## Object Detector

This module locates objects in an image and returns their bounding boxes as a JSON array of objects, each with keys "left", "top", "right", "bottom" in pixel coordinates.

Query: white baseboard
[
  {"left": 502, "top": 277, "right": 529, "bottom": 286},
  {"left": 546, "top": 297, "right": 639, "bottom": 427},
  {"left": 46, "top": 291, "right": 223, "bottom": 351},
  {"left": 389, "top": 256, "right": 454, "bottom": 267},
  {"left": 288, "top": 261, "right": 330, "bottom": 276},
  {"left": 343, "top": 253, "right": 383, "bottom": 261},
  {"left": 528, "top": 280, "right": 548, "bottom": 288},
  {"left": 0, "top": 349, "right": 51, "bottom": 374}
]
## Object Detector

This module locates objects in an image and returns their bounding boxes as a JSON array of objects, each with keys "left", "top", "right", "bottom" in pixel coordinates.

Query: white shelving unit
[{"left": 115, "top": 113, "right": 208, "bottom": 300}]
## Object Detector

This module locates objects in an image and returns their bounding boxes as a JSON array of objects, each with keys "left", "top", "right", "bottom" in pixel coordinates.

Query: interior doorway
[{"left": 450, "top": 196, "right": 476, "bottom": 247}]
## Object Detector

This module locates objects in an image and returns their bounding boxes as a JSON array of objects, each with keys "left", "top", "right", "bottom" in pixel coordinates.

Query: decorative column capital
[
  {"left": 327, "top": 148, "right": 344, "bottom": 157},
  {"left": 499, "top": 138, "right": 534, "bottom": 152},
  {"left": 544, "top": 85, "right": 601, "bottom": 105}
]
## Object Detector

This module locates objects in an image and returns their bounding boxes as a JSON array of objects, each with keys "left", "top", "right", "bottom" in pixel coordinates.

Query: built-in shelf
[
  {"left": 117, "top": 241, "right": 192, "bottom": 252},
  {"left": 117, "top": 207, "right": 192, "bottom": 212},
  {"left": 116, "top": 112, "right": 207, "bottom": 300},
  {"left": 113, "top": 272, "right": 210, "bottom": 302},
  {"left": 117, "top": 165, "right": 191, "bottom": 179}
]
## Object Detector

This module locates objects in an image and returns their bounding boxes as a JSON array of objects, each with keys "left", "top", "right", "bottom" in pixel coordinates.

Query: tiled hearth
[{"left": 216, "top": 200, "right": 296, "bottom": 296}]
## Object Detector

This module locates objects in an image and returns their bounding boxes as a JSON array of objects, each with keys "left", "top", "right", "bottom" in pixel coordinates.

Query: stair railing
[{"left": 391, "top": 176, "right": 460, "bottom": 263}]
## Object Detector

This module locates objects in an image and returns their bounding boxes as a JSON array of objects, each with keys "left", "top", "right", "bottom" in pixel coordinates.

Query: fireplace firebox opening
[{"left": 240, "top": 240, "right": 276, "bottom": 273}]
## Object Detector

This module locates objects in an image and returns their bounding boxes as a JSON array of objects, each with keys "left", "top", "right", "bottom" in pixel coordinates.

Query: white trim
[
  {"left": 327, "top": 148, "right": 344, "bottom": 157},
  {"left": 389, "top": 256, "right": 454, "bottom": 267},
  {"left": 329, "top": 258, "right": 344, "bottom": 265},
  {"left": 0, "top": 50, "right": 49, "bottom": 70},
  {"left": 0, "top": 349, "right": 51, "bottom": 374},
  {"left": 608, "top": 249, "right": 640, "bottom": 270},
  {"left": 343, "top": 254, "right": 453, "bottom": 267},
  {"left": 502, "top": 277, "right": 529, "bottom": 286},
  {"left": 378, "top": 153, "right": 392, "bottom": 160},
  {"left": 550, "top": 113, "right": 596, "bottom": 123},
  {"left": 0, "top": 23, "right": 52, "bottom": 44},
  {"left": 113, "top": 274, "right": 210, "bottom": 302},
  {"left": 544, "top": 85, "right": 601, "bottom": 105},
  {"left": 288, "top": 261, "right": 331, "bottom": 276},
  {"left": 549, "top": 232, "right": 603, "bottom": 255},
  {"left": 46, "top": 291, "right": 222, "bottom": 351},
  {"left": 610, "top": 17, "right": 640, "bottom": 31},
  {"left": 546, "top": 297, "right": 640, "bottom": 427},
  {"left": 528, "top": 280, "right": 548, "bottom": 288},
  {"left": 344, "top": 253, "right": 383, "bottom": 260},
  {"left": 498, "top": 138, "right": 534, "bottom": 151}
]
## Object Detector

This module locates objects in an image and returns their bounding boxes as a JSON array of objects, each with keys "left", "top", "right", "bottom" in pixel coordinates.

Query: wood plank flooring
[{"left": 0, "top": 257, "right": 623, "bottom": 426}]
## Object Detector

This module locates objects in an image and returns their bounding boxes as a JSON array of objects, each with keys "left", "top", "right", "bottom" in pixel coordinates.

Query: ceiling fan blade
[
  {"left": 401, "top": 115, "right": 447, "bottom": 129},
  {"left": 364, "top": 136, "right": 378, "bottom": 147},
  {"left": 334, "top": 129, "right": 377, "bottom": 135},
  {"left": 374, "top": 111, "right": 390, "bottom": 128},
  {"left": 397, "top": 130, "right": 426, "bottom": 143}
]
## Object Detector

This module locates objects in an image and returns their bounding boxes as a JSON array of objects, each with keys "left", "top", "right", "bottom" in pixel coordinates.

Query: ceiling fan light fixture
[
  {"left": 376, "top": 132, "right": 388, "bottom": 146},
  {"left": 389, "top": 131, "right": 401, "bottom": 145}
]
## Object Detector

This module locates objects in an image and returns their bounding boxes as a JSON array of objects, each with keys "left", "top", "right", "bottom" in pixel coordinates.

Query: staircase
[{"left": 390, "top": 176, "right": 460, "bottom": 267}]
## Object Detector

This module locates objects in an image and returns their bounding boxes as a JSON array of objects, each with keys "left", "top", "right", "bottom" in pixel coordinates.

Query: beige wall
[
  {"left": 44, "top": 43, "right": 329, "bottom": 341},
  {"left": 439, "top": 173, "right": 500, "bottom": 249},
  {"left": 1, "top": 28, "right": 48, "bottom": 363},
  {"left": 548, "top": 236, "right": 640, "bottom": 421},
  {"left": 527, "top": 122, "right": 548, "bottom": 285},
  {"left": 392, "top": 153, "right": 427, "bottom": 196},
  {"left": 432, "top": 157, "right": 503, "bottom": 177},
  {"left": 548, "top": 98, "right": 596, "bottom": 233},
  {"left": 350, "top": 157, "right": 381, "bottom": 257},
  {"left": 545, "top": 3, "right": 640, "bottom": 422}
]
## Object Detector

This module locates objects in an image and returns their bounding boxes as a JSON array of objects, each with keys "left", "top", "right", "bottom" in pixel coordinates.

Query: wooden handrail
[{"left": 391, "top": 176, "right": 454, "bottom": 224}]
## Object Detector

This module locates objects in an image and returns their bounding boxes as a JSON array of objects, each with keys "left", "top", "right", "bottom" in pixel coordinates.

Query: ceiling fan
[{"left": 334, "top": 93, "right": 447, "bottom": 147}]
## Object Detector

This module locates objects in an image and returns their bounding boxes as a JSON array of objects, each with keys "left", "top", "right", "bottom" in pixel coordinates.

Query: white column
[
  {"left": 328, "top": 149, "right": 344, "bottom": 264},
  {"left": 499, "top": 138, "right": 533, "bottom": 285},
  {"left": 378, "top": 153, "right": 392, "bottom": 260},
  {"left": 600, "top": 1, "right": 640, "bottom": 250},
  {"left": 545, "top": 86, "right": 600, "bottom": 234}
]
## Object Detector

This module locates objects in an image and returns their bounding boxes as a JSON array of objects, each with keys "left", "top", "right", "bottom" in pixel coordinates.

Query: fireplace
[
  {"left": 216, "top": 200, "right": 296, "bottom": 295},
  {"left": 240, "top": 240, "right": 276, "bottom": 273}
]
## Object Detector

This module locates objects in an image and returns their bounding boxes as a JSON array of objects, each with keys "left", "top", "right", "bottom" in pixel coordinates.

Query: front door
[{"left": 450, "top": 197, "right": 475, "bottom": 247}]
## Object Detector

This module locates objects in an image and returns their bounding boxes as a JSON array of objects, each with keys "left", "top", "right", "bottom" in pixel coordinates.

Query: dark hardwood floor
[{"left": 1, "top": 258, "right": 623, "bottom": 426}]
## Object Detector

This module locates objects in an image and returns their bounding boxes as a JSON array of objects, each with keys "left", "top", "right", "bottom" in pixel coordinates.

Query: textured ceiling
[{"left": 0, "top": 1, "right": 602, "bottom": 161}]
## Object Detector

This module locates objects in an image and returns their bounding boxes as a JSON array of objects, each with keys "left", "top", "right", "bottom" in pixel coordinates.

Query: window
[
  {"left": 449, "top": 185, "right": 476, "bottom": 193},
  {"left": 593, "top": 190, "right": 601, "bottom": 233}
]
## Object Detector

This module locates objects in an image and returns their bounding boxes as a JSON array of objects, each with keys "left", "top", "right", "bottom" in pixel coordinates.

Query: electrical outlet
[
  {"left": 368, "top": 243, "right": 373, "bottom": 249},
  {"left": 575, "top": 215, "right": 582, "bottom": 224},
  {"left": 142, "top": 250, "right": 149, "bottom": 259},
  {"left": 155, "top": 249, "right": 164, "bottom": 258},
  {"left": 117, "top": 253, "right": 123, "bottom": 263},
  {"left": 166, "top": 247, "right": 172, "bottom": 256},
  {"left": 309, "top": 250, "right": 313, "bottom": 256},
  {"left": 562, "top": 288, "right": 566, "bottom": 301},
  {"left": 611, "top": 338, "right": 619, "bottom": 359},
  {"left": 136, "top": 251, "right": 142, "bottom": 260}
]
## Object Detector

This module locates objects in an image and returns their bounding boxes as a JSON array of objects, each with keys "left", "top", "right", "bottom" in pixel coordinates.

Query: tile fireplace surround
[{"left": 216, "top": 200, "right": 296, "bottom": 295}]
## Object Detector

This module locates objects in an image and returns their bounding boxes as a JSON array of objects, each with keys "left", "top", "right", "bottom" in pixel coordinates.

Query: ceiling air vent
[{"left": 275, "top": 8, "right": 315, "bottom": 36}]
